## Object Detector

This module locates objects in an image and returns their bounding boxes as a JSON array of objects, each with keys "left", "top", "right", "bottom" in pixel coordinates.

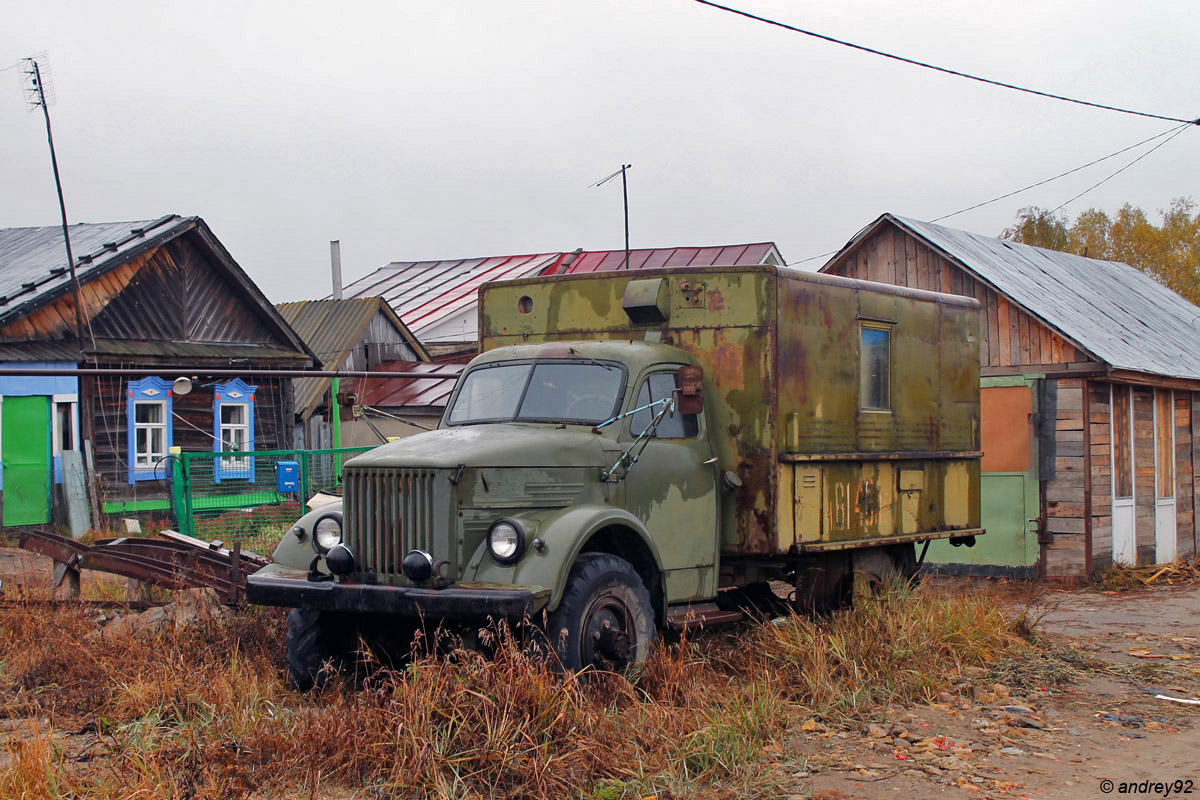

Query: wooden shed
[
  {"left": 275, "top": 297, "right": 429, "bottom": 449},
  {"left": 821, "top": 213, "right": 1200, "bottom": 577},
  {"left": 0, "top": 215, "right": 316, "bottom": 529}
]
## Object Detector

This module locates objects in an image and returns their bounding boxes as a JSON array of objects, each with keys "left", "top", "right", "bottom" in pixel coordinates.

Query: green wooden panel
[
  {"left": 2, "top": 396, "right": 52, "bottom": 526},
  {"left": 927, "top": 473, "right": 1037, "bottom": 567}
]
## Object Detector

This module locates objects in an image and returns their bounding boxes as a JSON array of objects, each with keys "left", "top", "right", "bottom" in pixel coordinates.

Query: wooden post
[{"left": 53, "top": 559, "right": 80, "bottom": 601}]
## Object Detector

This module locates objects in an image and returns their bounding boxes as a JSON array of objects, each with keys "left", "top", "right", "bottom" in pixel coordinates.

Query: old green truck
[{"left": 247, "top": 265, "right": 983, "bottom": 688}]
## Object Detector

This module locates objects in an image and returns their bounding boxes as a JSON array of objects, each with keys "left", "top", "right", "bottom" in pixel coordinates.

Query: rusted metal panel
[
  {"left": 479, "top": 265, "right": 981, "bottom": 557},
  {"left": 18, "top": 528, "right": 265, "bottom": 604}
]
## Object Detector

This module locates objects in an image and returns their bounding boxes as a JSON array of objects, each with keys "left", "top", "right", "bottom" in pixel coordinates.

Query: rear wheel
[
  {"left": 546, "top": 553, "right": 657, "bottom": 672},
  {"left": 286, "top": 609, "right": 355, "bottom": 691}
]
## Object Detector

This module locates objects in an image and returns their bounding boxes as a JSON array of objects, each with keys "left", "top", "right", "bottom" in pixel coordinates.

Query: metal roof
[
  {"left": 276, "top": 297, "right": 430, "bottom": 419},
  {"left": 0, "top": 338, "right": 308, "bottom": 363},
  {"left": 359, "top": 361, "right": 465, "bottom": 411},
  {"left": 827, "top": 214, "right": 1200, "bottom": 381},
  {"left": 548, "top": 243, "right": 781, "bottom": 275},
  {"left": 0, "top": 215, "right": 187, "bottom": 325},
  {"left": 342, "top": 243, "right": 782, "bottom": 344}
]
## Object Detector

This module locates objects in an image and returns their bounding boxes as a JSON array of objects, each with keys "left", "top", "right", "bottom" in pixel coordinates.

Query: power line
[
  {"left": 1034, "top": 122, "right": 1194, "bottom": 223},
  {"left": 692, "top": 0, "right": 1200, "bottom": 125},
  {"left": 932, "top": 122, "right": 1194, "bottom": 223},
  {"left": 785, "top": 122, "right": 1195, "bottom": 267}
]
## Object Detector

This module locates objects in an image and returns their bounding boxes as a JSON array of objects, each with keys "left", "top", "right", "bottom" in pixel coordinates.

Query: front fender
[
  {"left": 468, "top": 504, "right": 663, "bottom": 612},
  {"left": 270, "top": 501, "right": 343, "bottom": 571}
]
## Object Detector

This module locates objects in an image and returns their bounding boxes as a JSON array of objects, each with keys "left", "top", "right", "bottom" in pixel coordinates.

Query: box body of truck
[{"left": 480, "top": 265, "right": 982, "bottom": 566}]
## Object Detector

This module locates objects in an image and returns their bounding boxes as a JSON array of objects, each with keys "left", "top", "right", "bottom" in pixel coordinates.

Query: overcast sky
[{"left": 3, "top": 1, "right": 1197, "bottom": 302}]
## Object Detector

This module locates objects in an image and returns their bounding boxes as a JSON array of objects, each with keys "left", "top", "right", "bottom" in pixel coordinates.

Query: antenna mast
[
  {"left": 591, "top": 164, "right": 632, "bottom": 269},
  {"left": 21, "top": 54, "right": 87, "bottom": 353}
]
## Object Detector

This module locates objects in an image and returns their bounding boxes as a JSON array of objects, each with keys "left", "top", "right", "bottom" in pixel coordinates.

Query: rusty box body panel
[{"left": 480, "top": 265, "right": 981, "bottom": 557}]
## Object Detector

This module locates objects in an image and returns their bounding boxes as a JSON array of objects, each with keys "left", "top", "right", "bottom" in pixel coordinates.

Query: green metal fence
[{"left": 171, "top": 446, "right": 373, "bottom": 557}]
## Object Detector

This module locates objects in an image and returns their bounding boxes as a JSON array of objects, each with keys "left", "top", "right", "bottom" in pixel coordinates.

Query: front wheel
[
  {"left": 545, "top": 553, "right": 657, "bottom": 673},
  {"left": 286, "top": 609, "right": 355, "bottom": 691}
]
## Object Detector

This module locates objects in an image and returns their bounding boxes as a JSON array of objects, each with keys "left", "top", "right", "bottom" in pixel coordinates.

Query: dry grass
[{"left": 0, "top": 581, "right": 1055, "bottom": 799}]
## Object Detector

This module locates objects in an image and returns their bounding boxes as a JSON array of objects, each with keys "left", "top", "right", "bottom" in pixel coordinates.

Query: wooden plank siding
[
  {"left": 1089, "top": 382, "right": 1113, "bottom": 568},
  {"left": 1044, "top": 379, "right": 1087, "bottom": 576},
  {"left": 1132, "top": 388, "right": 1156, "bottom": 563},
  {"left": 1176, "top": 393, "right": 1196, "bottom": 557}
]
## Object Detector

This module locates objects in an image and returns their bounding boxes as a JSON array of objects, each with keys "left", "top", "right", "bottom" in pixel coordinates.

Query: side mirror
[{"left": 677, "top": 365, "right": 704, "bottom": 415}]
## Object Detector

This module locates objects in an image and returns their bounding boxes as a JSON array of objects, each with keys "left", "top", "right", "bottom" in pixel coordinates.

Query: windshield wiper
[{"left": 568, "top": 347, "right": 614, "bottom": 371}]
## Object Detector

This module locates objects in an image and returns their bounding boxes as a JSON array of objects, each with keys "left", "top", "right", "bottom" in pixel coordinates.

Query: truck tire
[
  {"left": 286, "top": 609, "right": 354, "bottom": 692},
  {"left": 546, "top": 553, "right": 657, "bottom": 673}
]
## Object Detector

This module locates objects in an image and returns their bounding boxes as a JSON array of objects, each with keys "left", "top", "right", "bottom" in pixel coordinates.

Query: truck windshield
[{"left": 446, "top": 361, "right": 625, "bottom": 426}]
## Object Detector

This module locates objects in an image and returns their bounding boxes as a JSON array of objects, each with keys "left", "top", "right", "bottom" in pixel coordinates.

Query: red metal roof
[
  {"left": 359, "top": 361, "right": 465, "bottom": 411},
  {"left": 343, "top": 242, "right": 782, "bottom": 344},
  {"left": 544, "top": 243, "right": 780, "bottom": 275}
]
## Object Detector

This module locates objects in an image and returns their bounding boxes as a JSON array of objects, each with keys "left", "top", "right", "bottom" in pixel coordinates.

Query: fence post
[
  {"left": 170, "top": 450, "right": 184, "bottom": 530},
  {"left": 299, "top": 449, "right": 310, "bottom": 507},
  {"left": 181, "top": 454, "right": 195, "bottom": 538}
]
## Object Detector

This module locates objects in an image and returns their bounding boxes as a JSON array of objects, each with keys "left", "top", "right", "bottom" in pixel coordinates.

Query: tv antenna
[
  {"left": 591, "top": 164, "right": 632, "bottom": 269},
  {"left": 20, "top": 52, "right": 89, "bottom": 352}
]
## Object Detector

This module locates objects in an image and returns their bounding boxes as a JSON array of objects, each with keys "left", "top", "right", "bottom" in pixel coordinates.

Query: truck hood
[{"left": 343, "top": 424, "right": 611, "bottom": 470}]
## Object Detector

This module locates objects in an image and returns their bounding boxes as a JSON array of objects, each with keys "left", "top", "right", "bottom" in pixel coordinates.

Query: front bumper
[{"left": 246, "top": 565, "right": 550, "bottom": 620}]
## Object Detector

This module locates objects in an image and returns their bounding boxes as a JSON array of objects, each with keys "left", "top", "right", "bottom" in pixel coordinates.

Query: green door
[
  {"left": 2, "top": 396, "right": 52, "bottom": 526},
  {"left": 927, "top": 377, "right": 1040, "bottom": 572}
]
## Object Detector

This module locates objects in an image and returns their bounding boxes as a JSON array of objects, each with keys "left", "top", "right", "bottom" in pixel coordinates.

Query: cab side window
[{"left": 630, "top": 372, "right": 699, "bottom": 438}]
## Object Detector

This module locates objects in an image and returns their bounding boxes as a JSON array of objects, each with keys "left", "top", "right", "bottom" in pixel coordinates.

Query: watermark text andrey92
[{"left": 1099, "top": 778, "right": 1194, "bottom": 796}]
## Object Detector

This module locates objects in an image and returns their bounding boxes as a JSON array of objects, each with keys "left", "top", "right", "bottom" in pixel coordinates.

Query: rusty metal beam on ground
[{"left": 17, "top": 528, "right": 262, "bottom": 605}]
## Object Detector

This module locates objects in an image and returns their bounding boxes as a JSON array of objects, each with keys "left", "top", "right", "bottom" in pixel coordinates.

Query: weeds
[{"left": 0, "top": 582, "right": 1060, "bottom": 799}]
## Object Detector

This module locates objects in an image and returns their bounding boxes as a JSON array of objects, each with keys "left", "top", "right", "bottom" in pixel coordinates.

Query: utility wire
[
  {"left": 932, "top": 122, "right": 1194, "bottom": 222},
  {"left": 692, "top": 0, "right": 1200, "bottom": 125},
  {"left": 784, "top": 121, "right": 1195, "bottom": 267},
  {"left": 1033, "top": 121, "right": 1194, "bottom": 223}
]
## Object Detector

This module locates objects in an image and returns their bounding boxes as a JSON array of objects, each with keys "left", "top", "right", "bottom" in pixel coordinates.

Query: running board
[{"left": 666, "top": 602, "right": 742, "bottom": 631}]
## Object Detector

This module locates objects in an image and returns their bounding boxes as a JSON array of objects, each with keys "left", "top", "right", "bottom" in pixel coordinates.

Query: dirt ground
[
  {"left": 798, "top": 581, "right": 1200, "bottom": 800},
  {"left": 2, "top": 548, "right": 1199, "bottom": 799}
]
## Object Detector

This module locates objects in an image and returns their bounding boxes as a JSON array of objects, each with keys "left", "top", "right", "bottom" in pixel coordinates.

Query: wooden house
[
  {"left": 821, "top": 213, "right": 1200, "bottom": 577},
  {"left": 0, "top": 215, "right": 315, "bottom": 529},
  {"left": 275, "top": 297, "right": 429, "bottom": 448}
]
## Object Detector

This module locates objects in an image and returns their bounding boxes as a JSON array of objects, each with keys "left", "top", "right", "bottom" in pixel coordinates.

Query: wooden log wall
[
  {"left": 826, "top": 224, "right": 1094, "bottom": 370},
  {"left": 85, "top": 371, "right": 295, "bottom": 507}
]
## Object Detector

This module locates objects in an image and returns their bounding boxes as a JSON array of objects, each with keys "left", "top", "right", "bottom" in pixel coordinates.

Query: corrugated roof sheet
[
  {"left": 549, "top": 243, "right": 781, "bottom": 275},
  {"left": 342, "top": 243, "right": 782, "bottom": 344},
  {"left": 829, "top": 214, "right": 1200, "bottom": 381},
  {"left": 359, "top": 361, "right": 464, "bottom": 411},
  {"left": 276, "top": 297, "right": 430, "bottom": 419},
  {"left": 0, "top": 215, "right": 187, "bottom": 324}
]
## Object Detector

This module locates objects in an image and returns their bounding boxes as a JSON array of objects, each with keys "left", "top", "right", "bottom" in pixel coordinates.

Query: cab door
[{"left": 621, "top": 369, "right": 719, "bottom": 602}]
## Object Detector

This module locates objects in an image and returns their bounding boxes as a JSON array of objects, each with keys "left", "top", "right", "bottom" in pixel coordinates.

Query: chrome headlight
[
  {"left": 312, "top": 512, "right": 343, "bottom": 554},
  {"left": 487, "top": 518, "right": 526, "bottom": 565}
]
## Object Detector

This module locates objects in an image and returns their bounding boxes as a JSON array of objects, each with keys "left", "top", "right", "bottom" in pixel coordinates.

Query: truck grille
[{"left": 344, "top": 468, "right": 437, "bottom": 576}]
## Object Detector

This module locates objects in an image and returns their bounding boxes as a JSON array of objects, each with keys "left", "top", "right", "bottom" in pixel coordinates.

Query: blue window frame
[
  {"left": 213, "top": 379, "right": 256, "bottom": 482},
  {"left": 127, "top": 377, "right": 174, "bottom": 483}
]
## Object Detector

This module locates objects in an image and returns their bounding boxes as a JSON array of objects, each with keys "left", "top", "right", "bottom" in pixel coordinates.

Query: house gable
[
  {"left": 821, "top": 218, "right": 1099, "bottom": 372},
  {"left": 0, "top": 221, "right": 313, "bottom": 363}
]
